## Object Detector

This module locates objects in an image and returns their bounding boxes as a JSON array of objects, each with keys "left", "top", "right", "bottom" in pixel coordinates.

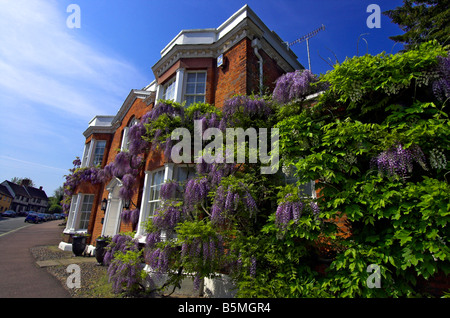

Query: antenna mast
[{"left": 289, "top": 24, "right": 325, "bottom": 72}]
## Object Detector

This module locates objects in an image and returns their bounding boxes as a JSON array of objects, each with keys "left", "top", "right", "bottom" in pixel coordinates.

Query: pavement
[{"left": 0, "top": 220, "right": 73, "bottom": 298}]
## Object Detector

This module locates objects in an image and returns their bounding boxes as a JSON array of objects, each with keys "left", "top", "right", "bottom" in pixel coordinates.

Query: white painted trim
[
  {"left": 101, "top": 178, "right": 123, "bottom": 237},
  {"left": 58, "top": 241, "right": 72, "bottom": 252},
  {"left": 174, "top": 68, "right": 185, "bottom": 103}
]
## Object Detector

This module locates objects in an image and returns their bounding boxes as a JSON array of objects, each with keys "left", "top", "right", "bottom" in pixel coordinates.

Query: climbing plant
[{"left": 67, "top": 40, "right": 449, "bottom": 297}]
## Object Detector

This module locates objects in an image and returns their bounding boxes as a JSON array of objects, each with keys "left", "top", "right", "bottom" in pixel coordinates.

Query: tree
[
  {"left": 10, "top": 177, "right": 35, "bottom": 187},
  {"left": 383, "top": 0, "right": 450, "bottom": 49}
]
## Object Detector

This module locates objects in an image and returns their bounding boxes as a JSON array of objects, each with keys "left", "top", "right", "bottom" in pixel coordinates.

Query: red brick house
[{"left": 59, "top": 5, "right": 303, "bottom": 254}]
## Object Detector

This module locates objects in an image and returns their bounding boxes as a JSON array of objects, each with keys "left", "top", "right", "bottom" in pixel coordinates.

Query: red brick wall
[
  {"left": 214, "top": 37, "right": 287, "bottom": 107},
  {"left": 89, "top": 96, "right": 154, "bottom": 243},
  {"left": 85, "top": 37, "right": 291, "bottom": 244},
  {"left": 214, "top": 38, "right": 249, "bottom": 108},
  {"left": 246, "top": 42, "right": 286, "bottom": 96}
]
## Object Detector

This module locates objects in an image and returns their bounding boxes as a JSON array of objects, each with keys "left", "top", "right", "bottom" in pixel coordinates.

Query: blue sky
[{"left": 0, "top": 0, "right": 405, "bottom": 197}]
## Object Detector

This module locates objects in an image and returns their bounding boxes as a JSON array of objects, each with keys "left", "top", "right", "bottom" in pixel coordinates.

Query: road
[
  {"left": 0, "top": 216, "right": 32, "bottom": 237},
  {"left": 0, "top": 218, "right": 71, "bottom": 298}
]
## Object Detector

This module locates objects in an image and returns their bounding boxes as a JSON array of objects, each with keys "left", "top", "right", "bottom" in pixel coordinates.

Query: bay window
[
  {"left": 81, "top": 139, "right": 107, "bottom": 167},
  {"left": 64, "top": 193, "right": 95, "bottom": 233},
  {"left": 136, "top": 164, "right": 196, "bottom": 240}
]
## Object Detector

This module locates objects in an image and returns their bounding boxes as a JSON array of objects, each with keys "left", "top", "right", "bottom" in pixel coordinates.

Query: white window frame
[
  {"left": 162, "top": 77, "right": 177, "bottom": 101},
  {"left": 183, "top": 71, "right": 207, "bottom": 106},
  {"left": 78, "top": 194, "right": 94, "bottom": 230},
  {"left": 120, "top": 118, "right": 138, "bottom": 152},
  {"left": 92, "top": 140, "right": 106, "bottom": 167},
  {"left": 64, "top": 193, "right": 94, "bottom": 234},
  {"left": 81, "top": 139, "right": 106, "bottom": 168},
  {"left": 81, "top": 141, "right": 92, "bottom": 167},
  {"left": 135, "top": 163, "right": 196, "bottom": 242}
]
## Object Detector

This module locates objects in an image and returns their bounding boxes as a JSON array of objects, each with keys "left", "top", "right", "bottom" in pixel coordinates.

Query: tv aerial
[{"left": 288, "top": 24, "right": 326, "bottom": 72}]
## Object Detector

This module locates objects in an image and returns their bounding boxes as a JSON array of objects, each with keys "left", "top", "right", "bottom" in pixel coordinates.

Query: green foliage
[
  {"left": 383, "top": 0, "right": 450, "bottom": 49},
  {"left": 102, "top": 41, "right": 449, "bottom": 298},
  {"left": 273, "top": 41, "right": 450, "bottom": 297},
  {"left": 319, "top": 41, "right": 446, "bottom": 118}
]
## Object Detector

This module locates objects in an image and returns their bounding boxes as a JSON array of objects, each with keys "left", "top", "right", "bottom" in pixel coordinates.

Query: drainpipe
[{"left": 251, "top": 38, "right": 263, "bottom": 96}]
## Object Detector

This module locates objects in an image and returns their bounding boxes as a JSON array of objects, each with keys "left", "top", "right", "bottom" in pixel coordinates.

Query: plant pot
[
  {"left": 72, "top": 235, "right": 87, "bottom": 256},
  {"left": 95, "top": 238, "right": 109, "bottom": 265}
]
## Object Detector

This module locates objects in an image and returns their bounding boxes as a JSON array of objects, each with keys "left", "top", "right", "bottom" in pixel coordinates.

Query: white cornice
[{"left": 152, "top": 5, "right": 302, "bottom": 79}]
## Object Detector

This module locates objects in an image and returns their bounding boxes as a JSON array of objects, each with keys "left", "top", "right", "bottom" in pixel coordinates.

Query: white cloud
[
  {"left": 0, "top": 0, "right": 146, "bottom": 117},
  {"left": 0, "top": 0, "right": 149, "bottom": 193}
]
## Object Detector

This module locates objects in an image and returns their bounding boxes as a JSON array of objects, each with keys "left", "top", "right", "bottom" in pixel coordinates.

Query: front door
[{"left": 102, "top": 178, "right": 123, "bottom": 237}]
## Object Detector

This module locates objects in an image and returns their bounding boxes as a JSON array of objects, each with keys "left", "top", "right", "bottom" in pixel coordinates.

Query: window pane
[
  {"left": 196, "top": 72, "right": 206, "bottom": 82},
  {"left": 184, "top": 72, "right": 206, "bottom": 106},
  {"left": 163, "top": 79, "right": 176, "bottom": 101},
  {"left": 79, "top": 194, "right": 94, "bottom": 230},
  {"left": 195, "top": 95, "right": 205, "bottom": 103},
  {"left": 196, "top": 83, "right": 205, "bottom": 94},
  {"left": 187, "top": 73, "right": 196, "bottom": 83},
  {"left": 149, "top": 201, "right": 160, "bottom": 217},
  {"left": 185, "top": 96, "right": 195, "bottom": 106},
  {"left": 82, "top": 142, "right": 91, "bottom": 166},
  {"left": 147, "top": 169, "right": 165, "bottom": 216},
  {"left": 93, "top": 141, "right": 106, "bottom": 166},
  {"left": 186, "top": 83, "right": 195, "bottom": 94}
]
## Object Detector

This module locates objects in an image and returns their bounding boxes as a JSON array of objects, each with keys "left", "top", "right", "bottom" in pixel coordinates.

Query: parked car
[
  {"left": 54, "top": 213, "right": 65, "bottom": 220},
  {"left": 41, "top": 213, "right": 52, "bottom": 221},
  {"left": 24, "top": 212, "right": 40, "bottom": 223},
  {"left": 2, "top": 210, "right": 17, "bottom": 217}
]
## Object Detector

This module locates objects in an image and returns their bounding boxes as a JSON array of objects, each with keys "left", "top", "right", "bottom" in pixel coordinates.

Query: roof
[
  {"left": 0, "top": 180, "right": 48, "bottom": 201},
  {"left": 0, "top": 184, "right": 12, "bottom": 198},
  {"left": 2, "top": 180, "right": 29, "bottom": 198},
  {"left": 25, "top": 186, "right": 48, "bottom": 201}
]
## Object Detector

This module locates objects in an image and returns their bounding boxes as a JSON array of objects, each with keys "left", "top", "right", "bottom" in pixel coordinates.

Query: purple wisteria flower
[
  {"left": 222, "top": 95, "right": 272, "bottom": 125},
  {"left": 275, "top": 196, "right": 304, "bottom": 230},
  {"left": 310, "top": 202, "right": 320, "bottom": 216},
  {"left": 145, "top": 246, "right": 174, "bottom": 277},
  {"left": 273, "top": 69, "right": 318, "bottom": 104},
  {"left": 160, "top": 180, "right": 179, "bottom": 200},
  {"left": 211, "top": 184, "right": 258, "bottom": 225},
  {"left": 250, "top": 257, "right": 257, "bottom": 277},
  {"left": 373, "top": 143, "right": 427, "bottom": 178},
  {"left": 433, "top": 53, "right": 450, "bottom": 102},
  {"left": 184, "top": 177, "right": 210, "bottom": 211},
  {"left": 72, "top": 157, "right": 81, "bottom": 168},
  {"left": 121, "top": 209, "right": 140, "bottom": 229},
  {"left": 128, "top": 122, "right": 149, "bottom": 156},
  {"left": 152, "top": 205, "right": 182, "bottom": 230},
  {"left": 148, "top": 101, "right": 185, "bottom": 121}
]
